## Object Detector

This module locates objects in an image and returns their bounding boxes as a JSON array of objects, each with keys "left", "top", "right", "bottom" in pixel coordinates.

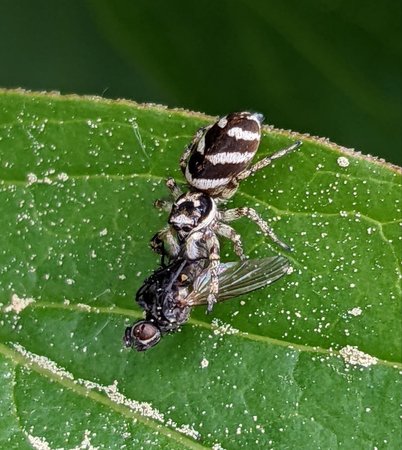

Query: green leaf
[{"left": 0, "top": 89, "right": 401, "bottom": 449}]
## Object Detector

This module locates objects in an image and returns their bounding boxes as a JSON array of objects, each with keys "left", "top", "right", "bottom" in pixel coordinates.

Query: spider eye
[{"left": 181, "top": 225, "right": 193, "bottom": 233}]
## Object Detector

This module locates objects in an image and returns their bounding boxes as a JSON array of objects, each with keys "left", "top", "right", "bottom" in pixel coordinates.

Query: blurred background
[{"left": 1, "top": 0, "right": 400, "bottom": 164}]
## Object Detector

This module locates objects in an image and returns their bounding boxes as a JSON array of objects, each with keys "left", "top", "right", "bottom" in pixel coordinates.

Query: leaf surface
[{"left": 0, "top": 90, "right": 401, "bottom": 449}]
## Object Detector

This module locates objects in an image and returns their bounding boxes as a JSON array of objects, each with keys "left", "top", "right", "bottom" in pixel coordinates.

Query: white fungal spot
[
  {"left": 337, "top": 156, "right": 350, "bottom": 168},
  {"left": 73, "top": 430, "right": 99, "bottom": 450},
  {"left": 339, "top": 345, "right": 378, "bottom": 367},
  {"left": 27, "top": 173, "right": 38, "bottom": 185},
  {"left": 99, "top": 228, "right": 108, "bottom": 236},
  {"left": 13, "top": 344, "right": 201, "bottom": 440},
  {"left": 4, "top": 294, "right": 35, "bottom": 314},
  {"left": 212, "top": 444, "right": 226, "bottom": 450},
  {"left": 13, "top": 343, "right": 74, "bottom": 380},
  {"left": 286, "top": 266, "right": 294, "bottom": 275},
  {"left": 26, "top": 433, "right": 51, "bottom": 450},
  {"left": 200, "top": 358, "right": 209, "bottom": 368},
  {"left": 57, "top": 172, "right": 69, "bottom": 182},
  {"left": 348, "top": 307, "right": 362, "bottom": 316},
  {"left": 76, "top": 303, "right": 92, "bottom": 312},
  {"left": 211, "top": 318, "right": 239, "bottom": 336},
  {"left": 26, "top": 172, "right": 52, "bottom": 185}
]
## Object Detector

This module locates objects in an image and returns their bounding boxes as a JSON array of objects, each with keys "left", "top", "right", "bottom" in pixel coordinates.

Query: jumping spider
[{"left": 151, "top": 112, "right": 301, "bottom": 311}]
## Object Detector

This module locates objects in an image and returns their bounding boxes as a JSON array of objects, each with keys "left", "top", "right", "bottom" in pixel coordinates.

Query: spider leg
[
  {"left": 204, "top": 230, "right": 221, "bottom": 312},
  {"left": 150, "top": 226, "right": 180, "bottom": 264},
  {"left": 236, "top": 141, "right": 302, "bottom": 181},
  {"left": 220, "top": 207, "right": 291, "bottom": 251},
  {"left": 214, "top": 222, "right": 246, "bottom": 260},
  {"left": 179, "top": 144, "right": 192, "bottom": 172},
  {"left": 154, "top": 178, "right": 183, "bottom": 210},
  {"left": 153, "top": 199, "right": 173, "bottom": 212},
  {"left": 166, "top": 177, "right": 183, "bottom": 199}
]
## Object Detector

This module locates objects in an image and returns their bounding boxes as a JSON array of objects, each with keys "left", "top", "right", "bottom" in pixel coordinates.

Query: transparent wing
[{"left": 188, "top": 256, "right": 290, "bottom": 306}]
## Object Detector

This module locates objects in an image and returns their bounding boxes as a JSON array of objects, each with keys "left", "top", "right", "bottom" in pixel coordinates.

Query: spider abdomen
[{"left": 184, "top": 112, "right": 263, "bottom": 198}]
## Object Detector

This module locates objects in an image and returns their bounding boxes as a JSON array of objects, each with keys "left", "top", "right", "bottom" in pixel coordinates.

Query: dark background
[{"left": 1, "top": 0, "right": 401, "bottom": 164}]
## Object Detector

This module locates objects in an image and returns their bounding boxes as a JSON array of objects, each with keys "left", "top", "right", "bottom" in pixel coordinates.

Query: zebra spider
[{"left": 151, "top": 112, "right": 301, "bottom": 311}]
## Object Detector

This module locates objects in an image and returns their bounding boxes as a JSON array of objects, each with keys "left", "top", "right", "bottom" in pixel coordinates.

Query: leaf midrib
[
  {"left": 0, "top": 342, "right": 208, "bottom": 450},
  {"left": 13, "top": 301, "right": 402, "bottom": 369}
]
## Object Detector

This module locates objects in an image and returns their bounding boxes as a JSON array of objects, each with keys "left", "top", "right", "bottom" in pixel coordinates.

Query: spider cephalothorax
[{"left": 168, "top": 192, "right": 216, "bottom": 237}]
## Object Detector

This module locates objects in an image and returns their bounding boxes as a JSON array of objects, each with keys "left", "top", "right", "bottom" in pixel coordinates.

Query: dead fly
[
  {"left": 124, "top": 255, "right": 290, "bottom": 351},
  {"left": 151, "top": 112, "right": 301, "bottom": 310}
]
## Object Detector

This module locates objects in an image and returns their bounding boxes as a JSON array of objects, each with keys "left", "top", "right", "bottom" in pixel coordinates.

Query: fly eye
[
  {"left": 134, "top": 322, "right": 158, "bottom": 339},
  {"left": 129, "top": 321, "right": 161, "bottom": 351}
]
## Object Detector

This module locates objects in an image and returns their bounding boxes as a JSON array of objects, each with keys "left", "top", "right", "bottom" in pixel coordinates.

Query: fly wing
[{"left": 188, "top": 256, "right": 290, "bottom": 306}]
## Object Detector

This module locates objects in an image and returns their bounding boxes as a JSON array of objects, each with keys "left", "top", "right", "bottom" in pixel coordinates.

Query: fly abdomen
[{"left": 184, "top": 112, "right": 263, "bottom": 197}]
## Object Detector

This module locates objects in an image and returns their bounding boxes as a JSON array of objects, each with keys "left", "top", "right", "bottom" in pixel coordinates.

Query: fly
[{"left": 124, "top": 255, "right": 290, "bottom": 351}]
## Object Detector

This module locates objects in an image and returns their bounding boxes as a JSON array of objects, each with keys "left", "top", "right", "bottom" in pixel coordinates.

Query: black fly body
[
  {"left": 151, "top": 112, "right": 301, "bottom": 311},
  {"left": 124, "top": 255, "right": 290, "bottom": 351}
]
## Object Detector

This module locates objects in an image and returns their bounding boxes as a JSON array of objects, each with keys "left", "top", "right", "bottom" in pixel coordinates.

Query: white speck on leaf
[
  {"left": 200, "top": 358, "right": 209, "bottom": 368},
  {"left": 337, "top": 156, "right": 350, "bottom": 168},
  {"left": 339, "top": 345, "right": 378, "bottom": 367},
  {"left": 211, "top": 319, "right": 239, "bottom": 336},
  {"left": 348, "top": 307, "right": 362, "bottom": 316},
  {"left": 76, "top": 303, "right": 92, "bottom": 312},
  {"left": 25, "top": 433, "right": 51, "bottom": 450},
  {"left": 4, "top": 294, "right": 35, "bottom": 314},
  {"left": 212, "top": 443, "right": 226, "bottom": 450},
  {"left": 57, "top": 172, "right": 69, "bottom": 182}
]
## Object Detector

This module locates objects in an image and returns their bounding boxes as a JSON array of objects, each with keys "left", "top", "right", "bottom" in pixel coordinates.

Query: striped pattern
[
  {"left": 184, "top": 112, "right": 263, "bottom": 197},
  {"left": 206, "top": 151, "right": 255, "bottom": 165}
]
